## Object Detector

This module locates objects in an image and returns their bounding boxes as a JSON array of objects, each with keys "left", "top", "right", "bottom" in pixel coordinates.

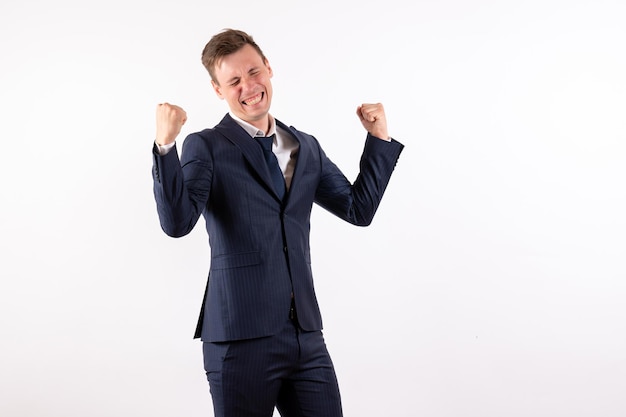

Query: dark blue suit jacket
[{"left": 153, "top": 114, "right": 403, "bottom": 342}]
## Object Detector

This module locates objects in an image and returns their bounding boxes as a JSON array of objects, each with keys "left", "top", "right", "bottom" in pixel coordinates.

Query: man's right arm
[{"left": 152, "top": 103, "right": 211, "bottom": 238}]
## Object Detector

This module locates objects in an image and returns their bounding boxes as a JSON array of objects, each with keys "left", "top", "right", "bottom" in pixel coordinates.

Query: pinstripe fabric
[
  {"left": 203, "top": 318, "right": 342, "bottom": 417},
  {"left": 153, "top": 114, "right": 404, "bottom": 344},
  {"left": 153, "top": 113, "right": 403, "bottom": 415}
]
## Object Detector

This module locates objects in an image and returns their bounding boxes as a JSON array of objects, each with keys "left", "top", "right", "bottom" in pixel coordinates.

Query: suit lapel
[
  {"left": 214, "top": 115, "right": 313, "bottom": 203},
  {"left": 214, "top": 114, "right": 278, "bottom": 199}
]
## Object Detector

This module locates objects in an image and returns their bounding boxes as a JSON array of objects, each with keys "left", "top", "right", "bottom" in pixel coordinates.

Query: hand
[
  {"left": 156, "top": 103, "right": 187, "bottom": 146},
  {"left": 356, "top": 103, "right": 389, "bottom": 141}
]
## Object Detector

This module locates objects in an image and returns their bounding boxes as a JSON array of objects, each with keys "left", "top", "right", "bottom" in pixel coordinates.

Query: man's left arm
[{"left": 314, "top": 103, "right": 404, "bottom": 225}]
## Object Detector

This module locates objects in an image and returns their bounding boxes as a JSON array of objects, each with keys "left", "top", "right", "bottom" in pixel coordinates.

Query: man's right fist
[{"left": 156, "top": 103, "right": 187, "bottom": 146}]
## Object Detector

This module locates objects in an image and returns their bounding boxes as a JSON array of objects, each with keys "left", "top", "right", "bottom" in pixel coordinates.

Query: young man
[{"left": 152, "top": 29, "right": 404, "bottom": 417}]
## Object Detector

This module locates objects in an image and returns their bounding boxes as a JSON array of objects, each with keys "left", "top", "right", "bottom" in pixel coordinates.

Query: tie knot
[{"left": 256, "top": 135, "right": 275, "bottom": 151}]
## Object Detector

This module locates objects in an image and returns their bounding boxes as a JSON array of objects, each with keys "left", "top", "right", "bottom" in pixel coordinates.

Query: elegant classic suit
[
  {"left": 153, "top": 113, "right": 403, "bottom": 416},
  {"left": 153, "top": 114, "right": 404, "bottom": 343}
]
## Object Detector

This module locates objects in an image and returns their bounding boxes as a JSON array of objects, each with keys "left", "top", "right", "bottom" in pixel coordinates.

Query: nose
[{"left": 240, "top": 75, "right": 253, "bottom": 91}]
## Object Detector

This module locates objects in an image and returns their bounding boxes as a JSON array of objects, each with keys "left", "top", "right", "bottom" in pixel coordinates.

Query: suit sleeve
[
  {"left": 152, "top": 133, "right": 213, "bottom": 237},
  {"left": 314, "top": 134, "right": 404, "bottom": 226}
]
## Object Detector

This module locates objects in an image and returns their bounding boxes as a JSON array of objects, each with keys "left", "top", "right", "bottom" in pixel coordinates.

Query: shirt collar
[{"left": 229, "top": 112, "right": 276, "bottom": 138}]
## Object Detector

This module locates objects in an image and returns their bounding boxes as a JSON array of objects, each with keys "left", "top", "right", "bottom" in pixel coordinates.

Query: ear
[
  {"left": 211, "top": 80, "right": 224, "bottom": 99},
  {"left": 264, "top": 59, "right": 273, "bottom": 78}
]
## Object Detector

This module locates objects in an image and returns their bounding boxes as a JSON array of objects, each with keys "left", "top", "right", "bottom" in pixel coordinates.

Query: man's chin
[{"left": 242, "top": 108, "right": 269, "bottom": 121}]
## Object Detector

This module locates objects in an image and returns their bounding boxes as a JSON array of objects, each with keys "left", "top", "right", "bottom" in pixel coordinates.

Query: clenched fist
[
  {"left": 156, "top": 103, "right": 187, "bottom": 146},
  {"left": 356, "top": 103, "right": 389, "bottom": 141}
]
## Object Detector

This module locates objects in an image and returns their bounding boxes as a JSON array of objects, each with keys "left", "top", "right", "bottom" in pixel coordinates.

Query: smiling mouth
[{"left": 242, "top": 92, "right": 264, "bottom": 106}]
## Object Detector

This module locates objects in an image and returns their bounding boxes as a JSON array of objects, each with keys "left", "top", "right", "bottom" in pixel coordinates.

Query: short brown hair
[{"left": 201, "top": 29, "right": 267, "bottom": 84}]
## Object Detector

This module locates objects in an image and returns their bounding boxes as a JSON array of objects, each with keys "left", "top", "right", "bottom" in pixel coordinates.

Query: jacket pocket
[{"left": 210, "top": 251, "right": 262, "bottom": 270}]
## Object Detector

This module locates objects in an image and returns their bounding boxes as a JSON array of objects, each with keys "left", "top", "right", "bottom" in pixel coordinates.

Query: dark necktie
[{"left": 256, "top": 135, "right": 286, "bottom": 199}]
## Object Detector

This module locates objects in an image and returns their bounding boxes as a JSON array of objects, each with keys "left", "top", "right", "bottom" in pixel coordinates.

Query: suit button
[{"left": 283, "top": 246, "right": 288, "bottom": 253}]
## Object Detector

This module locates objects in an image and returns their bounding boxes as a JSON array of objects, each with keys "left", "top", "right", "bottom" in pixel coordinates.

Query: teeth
[{"left": 244, "top": 93, "right": 262, "bottom": 106}]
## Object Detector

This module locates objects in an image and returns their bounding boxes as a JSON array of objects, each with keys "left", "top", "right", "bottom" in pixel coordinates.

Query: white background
[{"left": 1, "top": 0, "right": 625, "bottom": 416}]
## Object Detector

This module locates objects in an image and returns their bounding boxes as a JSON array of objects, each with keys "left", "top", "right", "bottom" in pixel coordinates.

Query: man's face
[{"left": 212, "top": 44, "right": 273, "bottom": 131}]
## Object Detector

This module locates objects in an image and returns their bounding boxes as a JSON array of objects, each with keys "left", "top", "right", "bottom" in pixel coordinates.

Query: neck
[{"left": 248, "top": 115, "right": 270, "bottom": 135}]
